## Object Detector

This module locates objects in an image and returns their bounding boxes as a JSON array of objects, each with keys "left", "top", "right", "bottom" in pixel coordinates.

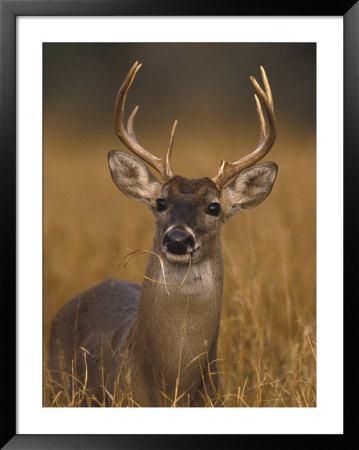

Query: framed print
[{"left": 1, "top": 0, "right": 356, "bottom": 448}]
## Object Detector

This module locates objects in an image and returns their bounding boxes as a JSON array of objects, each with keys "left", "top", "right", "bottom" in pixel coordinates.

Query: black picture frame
[{"left": 1, "top": 1, "right": 356, "bottom": 448}]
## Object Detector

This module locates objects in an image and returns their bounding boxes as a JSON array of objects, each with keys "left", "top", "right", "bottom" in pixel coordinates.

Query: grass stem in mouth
[{"left": 120, "top": 248, "right": 192, "bottom": 295}]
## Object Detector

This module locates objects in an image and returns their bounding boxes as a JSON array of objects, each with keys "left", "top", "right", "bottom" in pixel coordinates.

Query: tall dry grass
[{"left": 43, "top": 121, "right": 316, "bottom": 407}]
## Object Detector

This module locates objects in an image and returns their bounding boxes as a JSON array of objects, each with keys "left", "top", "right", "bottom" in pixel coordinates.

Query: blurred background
[{"left": 44, "top": 43, "right": 316, "bottom": 406}]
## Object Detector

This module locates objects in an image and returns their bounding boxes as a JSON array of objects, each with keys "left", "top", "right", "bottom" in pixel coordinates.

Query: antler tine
[
  {"left": 166, "top": 120, "right": 178, "bottom": 174},
  {"left": 114, "top": 62, "right": 175, "bottom": 181},
  {"left": 212, "top": 66, "right": 277, "bottom": 189},
  {"left": 254, "top": 94, "right": 266, "bottom": 143}
]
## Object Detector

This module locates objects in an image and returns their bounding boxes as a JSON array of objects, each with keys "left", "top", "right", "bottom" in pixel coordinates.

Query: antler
[
  {"left": 114, "top": 61, "right": 177, "bottom": 182},
  {"left": 211, "top": 66, "right": 277, "bottom": 189}
]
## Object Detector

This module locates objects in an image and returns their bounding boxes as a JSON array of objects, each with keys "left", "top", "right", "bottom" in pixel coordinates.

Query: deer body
[{"left": 49, "top": 63, "right": 278, "bottom": 407}]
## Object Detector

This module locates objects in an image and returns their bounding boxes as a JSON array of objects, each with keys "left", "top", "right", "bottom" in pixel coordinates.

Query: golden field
[{"left": 43, "top": 116, "right": 316, "bottom": 407}]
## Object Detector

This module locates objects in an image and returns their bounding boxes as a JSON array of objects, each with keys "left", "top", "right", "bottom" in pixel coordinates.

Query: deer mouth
[{"left": 162, "top": 245, "right": 201, "bottom": 264}]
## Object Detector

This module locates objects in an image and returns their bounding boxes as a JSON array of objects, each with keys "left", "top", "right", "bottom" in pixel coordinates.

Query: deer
[{"left": 49, "top": 62, "right": 277, "bottom": 407}]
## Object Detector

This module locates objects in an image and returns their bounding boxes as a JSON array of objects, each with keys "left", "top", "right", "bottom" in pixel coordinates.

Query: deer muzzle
[{"left": 163, "top": 228, "right": 195, "bottom": 255}]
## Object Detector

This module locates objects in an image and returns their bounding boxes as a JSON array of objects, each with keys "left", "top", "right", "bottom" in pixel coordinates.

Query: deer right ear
[{"left": 108, "top": 150, "right": 161, "bottom": 204}]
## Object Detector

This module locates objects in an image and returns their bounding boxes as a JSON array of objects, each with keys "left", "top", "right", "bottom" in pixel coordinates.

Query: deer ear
[
  {"left": 222, "top": 162, "right": 278, "bottom": 219},
  {"left": 108, "top": 150, "right": 161, "bottom": 204}
]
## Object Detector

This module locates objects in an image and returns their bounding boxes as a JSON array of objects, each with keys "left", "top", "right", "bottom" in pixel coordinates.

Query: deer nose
[{"left": 163, "top": 229, "right": 195, "bottom": 255}]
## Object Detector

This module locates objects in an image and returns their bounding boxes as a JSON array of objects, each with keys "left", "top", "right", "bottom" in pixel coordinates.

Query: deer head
[{"left": 108, "top": 62, "right": 278, "bottom": 265}]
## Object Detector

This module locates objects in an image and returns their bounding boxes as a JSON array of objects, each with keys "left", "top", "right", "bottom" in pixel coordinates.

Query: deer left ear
[{"left": 222, "top": 162, "right": 278, "bottom": 219}]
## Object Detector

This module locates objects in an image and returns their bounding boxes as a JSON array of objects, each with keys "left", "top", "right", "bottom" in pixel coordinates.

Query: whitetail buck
[{"left": 49, "top": 62, "right": 277, "bottom": 407}]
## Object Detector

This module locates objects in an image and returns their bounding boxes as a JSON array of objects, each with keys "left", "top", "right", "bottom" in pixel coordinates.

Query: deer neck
[
  {"left": 115, "top": 232, "right": 224, "bottom": 405},
  {"left": 128, "top": 232, "right": 224, "bottom": 368}
]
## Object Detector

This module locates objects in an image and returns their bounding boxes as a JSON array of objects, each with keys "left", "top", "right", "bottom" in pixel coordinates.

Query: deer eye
[
  {"left": 206, "top": 202, "right": 221, "bottom": 216},
  {"left": 156, "top": 198, "right": 167, "bottom": 212}
]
